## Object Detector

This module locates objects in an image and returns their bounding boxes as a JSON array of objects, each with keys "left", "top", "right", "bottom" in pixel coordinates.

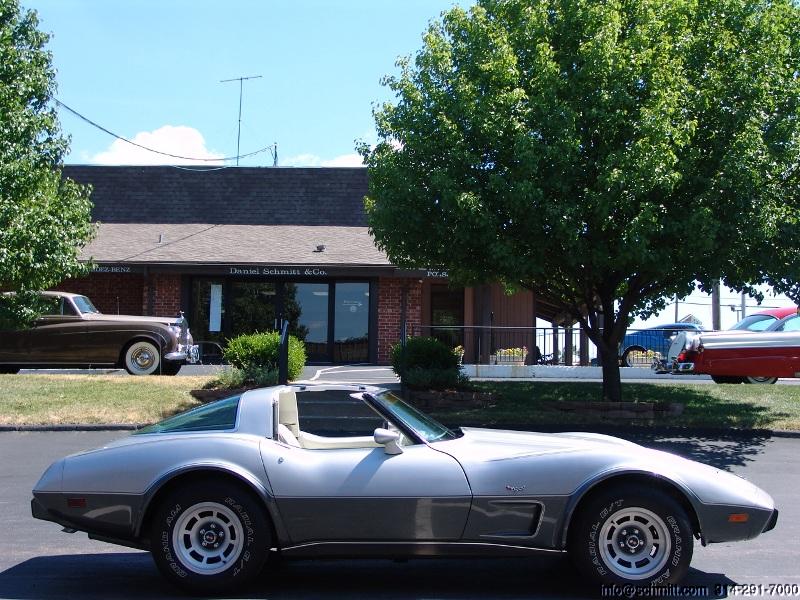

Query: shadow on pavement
[
  {"left": 0, "top": 553, "right": 739, "bottom": 600},
  {"left": 624, "top": 431, "right": 772, "bottom": 470}
]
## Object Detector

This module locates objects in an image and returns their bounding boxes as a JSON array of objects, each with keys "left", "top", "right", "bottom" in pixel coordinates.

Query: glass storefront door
[
  {"left": 334, "top": 282, "right": 369, "bottom": 363},
  {"left": 287, "top": 283, "right": 329, "bottom": 362}
]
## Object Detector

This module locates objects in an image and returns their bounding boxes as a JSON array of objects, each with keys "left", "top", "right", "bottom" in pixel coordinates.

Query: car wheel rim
[
  {"left": 172, "top": 502, "right": 245, "bottom": 576},
  {"left": 127, "top": 343, "right": 158, "bottom": 374},
  {"left": 598, "top": 507, "right": 671, "bottom": 581}
]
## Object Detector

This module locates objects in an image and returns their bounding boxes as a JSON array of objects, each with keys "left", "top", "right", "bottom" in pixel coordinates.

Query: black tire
[
  {"left": 569, "top": 484, "right": 693, "bottom": 586},
  {"left": 744, "top": 375, "right": 778, "bottom": 385},
  {"left": 159, "top": 362, "right": 182, "bottom": 376},
  {"left": 0, "top": 366, "right": 20, "bottom": 374},
  {"left": 711, "top": 375, "right": 745, "bottom": 384},
  {"left": 621, "top": 347, "right": 647, "bottom": 368},
  {"left": 150, "top": 481, "right": 270, "bottom": 594}
]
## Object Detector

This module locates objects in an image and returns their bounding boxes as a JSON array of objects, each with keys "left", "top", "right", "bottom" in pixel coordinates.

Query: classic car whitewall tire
[
  {"left": 123, "top": 340, "right": 160, "bottom": 375},
  {"left": 151, "top": 481, "right": 270, "bottom": 593},
  {"left": 569, "top": 484, "right": 693, "bottom": 586}
]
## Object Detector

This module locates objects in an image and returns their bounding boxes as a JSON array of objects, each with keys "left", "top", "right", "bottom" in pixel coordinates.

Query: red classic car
[{"left": 672, "top": 320, "right": 800, "bottom": 384}]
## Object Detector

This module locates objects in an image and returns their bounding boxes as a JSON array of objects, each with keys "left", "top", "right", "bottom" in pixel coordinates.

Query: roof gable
[{"left": 63, "top": 165, "right": 369, "bottom": 226}]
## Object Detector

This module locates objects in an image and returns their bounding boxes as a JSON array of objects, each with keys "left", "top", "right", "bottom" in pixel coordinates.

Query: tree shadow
[{"left": 0, "top": 553, "right": 741, "bottom": 600}]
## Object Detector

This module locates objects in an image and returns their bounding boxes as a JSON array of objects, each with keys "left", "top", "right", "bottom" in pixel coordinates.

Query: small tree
[
  {"left": 0, "top": 0, "right": 94, "bottom": 328},
  {"left": 361, "top": 0, "right": 800, "bottom": 401}
]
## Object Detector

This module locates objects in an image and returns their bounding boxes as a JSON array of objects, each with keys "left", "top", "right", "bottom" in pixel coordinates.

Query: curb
[
  {"left": 2, "top": 422, "right": 800, "bottom": 438},
  {"left": 0, "top": 424, "right": 141, "bottom": 432}
]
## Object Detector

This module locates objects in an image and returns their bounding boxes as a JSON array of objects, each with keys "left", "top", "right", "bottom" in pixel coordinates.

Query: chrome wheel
[
  {"left": 172, "top": 502, "right": 245, "bottom": 576},
  {"left": 598, "top": 507, "right": 671, "bottom": 580},
  {"left": 124, "top": 341, "right": 160, "bottom": 375}
]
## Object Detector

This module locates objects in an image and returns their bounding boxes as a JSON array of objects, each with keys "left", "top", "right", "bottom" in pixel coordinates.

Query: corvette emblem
[{"left": 505, "top": 484, "right": 526, "bottom": 493}]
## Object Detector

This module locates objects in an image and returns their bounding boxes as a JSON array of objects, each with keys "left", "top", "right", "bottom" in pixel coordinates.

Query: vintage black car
[{"left": 0, "top": 292, "right": 199, "bottom": 375}]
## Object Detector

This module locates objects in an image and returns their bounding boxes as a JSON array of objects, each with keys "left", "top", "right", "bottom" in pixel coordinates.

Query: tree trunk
[{"left": 598, "top": 344, "right": 622, "bottom": 402}]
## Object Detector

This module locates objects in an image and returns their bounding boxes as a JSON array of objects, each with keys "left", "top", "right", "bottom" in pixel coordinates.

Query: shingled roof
[
  {"left": 63, "top": 165, "right": 369, "bottom": 226},
  {"left": 63, "top": 165, "right": 392, "bottom": 267}
]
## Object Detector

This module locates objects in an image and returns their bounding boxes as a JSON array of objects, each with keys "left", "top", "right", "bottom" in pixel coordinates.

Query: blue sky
[
  {"left": 25, "top": 0, "right": 796, "bottom": 327},
  {"left": 27, "top": 0, "right": 471, "bottom": 167}
]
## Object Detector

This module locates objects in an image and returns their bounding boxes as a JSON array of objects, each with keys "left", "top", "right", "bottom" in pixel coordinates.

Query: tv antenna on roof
[{"left": 220, "top": 74, "right": 262, "bottom": 166}]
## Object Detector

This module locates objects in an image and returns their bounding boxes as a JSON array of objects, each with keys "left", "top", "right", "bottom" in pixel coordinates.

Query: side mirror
[{"left": 374, "top": 428, "right": 403, "bottom": 455}]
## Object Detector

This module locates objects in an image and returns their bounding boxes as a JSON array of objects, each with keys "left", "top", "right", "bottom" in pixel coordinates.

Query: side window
[
  {"left": 779, "top": 317, "right": 800, "bottom": 332},
  {"left": 41, "top": 297, "right": 64, "bottom": 316},
  {"left": 296, "top": 390, "right": 384, "bottom": 437}
]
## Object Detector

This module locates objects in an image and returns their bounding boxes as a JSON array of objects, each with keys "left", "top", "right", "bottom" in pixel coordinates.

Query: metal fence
[
  {"left": 411, "top": 325, "right": 596, "bottom": 366},
  {"left": 410, "top": 325, "right": 699, "bottom": 367}
]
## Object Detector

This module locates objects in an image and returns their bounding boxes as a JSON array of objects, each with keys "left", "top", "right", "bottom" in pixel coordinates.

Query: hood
[
  {"left": 83, "top": 313, "right": 181, "bottom": 326},
  {"left": 453, "top": 427, "right": 639, "bottom": 460}
]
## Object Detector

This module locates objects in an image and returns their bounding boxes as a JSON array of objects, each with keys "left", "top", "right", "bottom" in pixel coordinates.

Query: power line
[{"left": 54, "top": 98, "right": 277, "bottom": 164}]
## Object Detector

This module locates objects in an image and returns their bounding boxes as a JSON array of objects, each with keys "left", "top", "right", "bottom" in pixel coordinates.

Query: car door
[
  {"left": 260, "top": 441, "right": 472, "bottom": 545},
  {"left": 28, "top": 297, "right": 87, "bottom": 364}
]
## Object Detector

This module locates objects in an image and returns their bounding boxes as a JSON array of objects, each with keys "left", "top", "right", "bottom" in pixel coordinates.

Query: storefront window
[
  {"left": 334, "top": 282, "right": 369, "bottom": 362},
  {"left": 287, "top": 283, "right": 329, "bottom": 362},
  {"left": 431, "top": 286, "right": 464, "bottom": 349},
  {"left": 230, "top": 282, "right": 277, "bottom": 336}
]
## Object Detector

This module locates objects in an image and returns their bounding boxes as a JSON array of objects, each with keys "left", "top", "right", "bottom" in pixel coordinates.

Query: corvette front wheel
[
  {"left": 569, "top": 484, "right": 693, "bottom": 586},
  {"left": 151, "top": 481, "right": 270, "bottom": 593}
]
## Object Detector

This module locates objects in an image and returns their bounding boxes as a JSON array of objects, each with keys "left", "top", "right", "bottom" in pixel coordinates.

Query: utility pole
[
  {"left": 220, "top": 75, "right": 262, "bottom": 166},
  {"left": 674, "top": 294, "right": 679, "bottom": 322},
  {"left": 712, "top": 280, "right": 721, "bottom": 330}
]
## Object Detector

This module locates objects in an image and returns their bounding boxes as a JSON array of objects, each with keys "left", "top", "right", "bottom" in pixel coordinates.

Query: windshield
[
  {"left": 731, "top": 315, "right": 775, "bottom": 331},
  {"left": 134, "top": 395, "right": 240, "bottom": 435},
  {"left": 367, "top": 391, "right": 458, "bottom": 443},
  {"left": 73, "top": 295, "right": 100, "bottom": 314}
]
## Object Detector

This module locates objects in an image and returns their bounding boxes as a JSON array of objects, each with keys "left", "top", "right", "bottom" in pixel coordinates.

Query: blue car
[{"left": 620, "top": 323, "right": 704, "bottom": 367}]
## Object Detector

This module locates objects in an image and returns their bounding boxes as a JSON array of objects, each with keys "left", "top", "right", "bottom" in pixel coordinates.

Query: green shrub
[
  {"left": 391, "top": 336, "right": 460, "bottom": 378},
  {"left": 222, "top": 332, "right": 306, "bottom": 381},
  {"left": 403, "top": 367, "right": 469, "bottom": 390},
  {"left": 209, "top": 365, "right": 280, "bottom": 390},
  {"left": 391, "top": 337, "right": 466, "bottom": 389}
]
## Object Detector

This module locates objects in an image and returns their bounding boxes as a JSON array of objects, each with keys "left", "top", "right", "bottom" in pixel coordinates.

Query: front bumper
[{"left": 164, "top": 344, "right": 200, "bottom": 364}]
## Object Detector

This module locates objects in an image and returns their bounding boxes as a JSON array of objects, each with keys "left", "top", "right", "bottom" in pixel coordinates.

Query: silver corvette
[{"left": 32, "top": 385, "right": 777, "bottom": 593}]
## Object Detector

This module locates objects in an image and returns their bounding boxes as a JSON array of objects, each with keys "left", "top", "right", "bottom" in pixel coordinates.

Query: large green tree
[
  {"left": 361, "top": 0, "right": 800, "bottom": 401},
  {"left": 0, "top": 0, "right": 94, "bottom": 327}
]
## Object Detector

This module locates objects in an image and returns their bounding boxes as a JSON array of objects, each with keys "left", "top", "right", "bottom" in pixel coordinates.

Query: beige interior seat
[
  {"left": 276, "top": 388, "right": 379, "bottom": 450},
  {"left": 277, "top": 390, "right": 300, "bottom": 438}
]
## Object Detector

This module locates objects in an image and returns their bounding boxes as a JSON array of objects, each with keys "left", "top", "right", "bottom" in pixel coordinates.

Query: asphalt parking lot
[{"left": 0, "top": 430, "right": 797, "bottom": 599}]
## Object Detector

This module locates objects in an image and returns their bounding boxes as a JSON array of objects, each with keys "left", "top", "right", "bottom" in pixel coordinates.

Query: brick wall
[
  {"left": 54, "top": 273, "right": 145, "bottom": 315},
  {"left": 143, "top": 273, "right": 182, "bottom": 317},
  {"left": 377, "top": 277, "right": 422, "bottom": 365}
]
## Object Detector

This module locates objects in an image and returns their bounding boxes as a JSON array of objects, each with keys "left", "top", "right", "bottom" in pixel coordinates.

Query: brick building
[{"left": 60, "top": 165, "right": 560, "bottom": 365}]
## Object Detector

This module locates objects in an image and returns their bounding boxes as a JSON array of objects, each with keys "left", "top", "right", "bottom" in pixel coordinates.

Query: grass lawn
[
  {"left": 1, "top": 374, "right": 799, "bottom": 431},
  {"left": 428, "top": 381, "right": 800, "bottom": 431},
  {"left": 0, "top": 374, "right": 212, "bottom": 426}
]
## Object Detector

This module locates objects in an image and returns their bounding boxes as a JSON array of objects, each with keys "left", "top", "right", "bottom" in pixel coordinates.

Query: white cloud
[
  {"left": 282, "top": 152, "right": 364, "bottom": 167},
  {"left": 90, "top": 125, "right": 224, "bottom": 165}
]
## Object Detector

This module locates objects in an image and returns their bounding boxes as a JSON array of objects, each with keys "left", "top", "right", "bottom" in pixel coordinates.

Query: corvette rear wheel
[
  {"left": 569, "top": 484, "right": 693, "bottom": 586},
  {"left": 151, "top": 481, "right": 270, "bottom": 593}
]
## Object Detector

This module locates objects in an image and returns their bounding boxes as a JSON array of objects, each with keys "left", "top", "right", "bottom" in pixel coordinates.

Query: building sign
[
  {"left": 92, "top": 265, "right": 138, "bottom": 273},
  {"left": 228, "top": 266, "right": 328, "bottom": 277}
]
